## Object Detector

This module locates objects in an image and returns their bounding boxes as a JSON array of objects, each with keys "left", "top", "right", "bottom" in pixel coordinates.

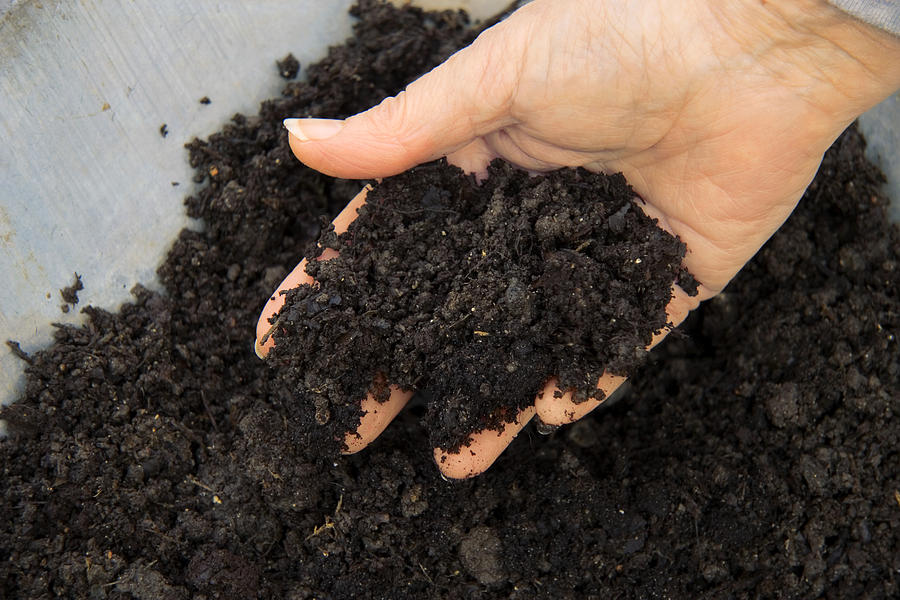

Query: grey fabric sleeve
[{"left": 827, "top": 0, "right": 900, "bottom": 36}]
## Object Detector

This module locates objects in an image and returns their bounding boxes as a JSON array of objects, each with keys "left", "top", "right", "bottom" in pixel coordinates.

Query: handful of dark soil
[{"left": 267, "top": 160, "right": 697, "bottom": 451}]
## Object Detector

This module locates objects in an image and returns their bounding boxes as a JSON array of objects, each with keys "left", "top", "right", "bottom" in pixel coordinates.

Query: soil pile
[
  {"left": 268, "top": 160, "right": 696, "bottom": 453},
  {"left": 2, "top": 2, "right": 898, "bottom": 599}
]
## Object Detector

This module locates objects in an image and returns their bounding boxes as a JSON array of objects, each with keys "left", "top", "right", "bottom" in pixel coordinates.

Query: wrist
[
  {"left": 712, "top": 0, "right": 900, "bottom": 122},
  {"left": 826, "top": 0, "right": 900, "bottom": 36}
]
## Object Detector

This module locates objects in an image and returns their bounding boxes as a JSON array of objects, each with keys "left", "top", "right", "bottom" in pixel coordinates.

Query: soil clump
[
  {"left": 268, "top": 161, "right": 695, "bottom": 452},
  {"left": 59, "top": 272, "right": 84, "bottom": 313},
  {"left": 1, "top": 2, "right": 899, "bottom": 599},
  {"left": 276, "top": 53, "right": 301, "bottom": 80}
]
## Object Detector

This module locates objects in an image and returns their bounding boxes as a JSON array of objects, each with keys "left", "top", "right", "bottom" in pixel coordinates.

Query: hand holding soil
[{"left": 257, "top": 0, "right": 900, "bottom": 478}]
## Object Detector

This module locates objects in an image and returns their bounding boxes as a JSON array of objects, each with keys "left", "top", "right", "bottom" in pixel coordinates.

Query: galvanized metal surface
[
  {"left": 859, "top": 93, "right": 900, "bottom": 223},
  {"left": 0, "top": 0, "right": 357, "bottom": 405}
]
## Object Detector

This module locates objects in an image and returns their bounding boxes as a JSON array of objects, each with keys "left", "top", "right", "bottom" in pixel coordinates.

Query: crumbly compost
[
  {"left": 1, "top": 2, "right": 898, "bottom": 599},
  {"left": 267, "top": 160, "right": 696, "bottom": 452}
]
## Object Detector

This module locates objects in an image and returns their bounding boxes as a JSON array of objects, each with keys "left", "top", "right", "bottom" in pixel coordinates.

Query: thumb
[{"left": 283, "top": 26, "right": 519, "bottom": 179}]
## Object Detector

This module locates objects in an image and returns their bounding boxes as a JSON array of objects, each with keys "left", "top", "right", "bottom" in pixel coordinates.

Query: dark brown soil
[
  {"left": 2, "top": 2, "right": 899, "bottom": 599},
  {"left": 276, "top": 53, "right": 300, "bottom": 80},
  {"left": 267, "top": 161, "right": 695, "bottom": 452},
  {"left": 59, "top": 272, "right": 84, "bottom": 313}
]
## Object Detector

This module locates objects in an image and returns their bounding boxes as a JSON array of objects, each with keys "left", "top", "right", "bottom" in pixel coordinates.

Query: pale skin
[{"left": 256, "top": 0, "right": 900, "bottom": 478}]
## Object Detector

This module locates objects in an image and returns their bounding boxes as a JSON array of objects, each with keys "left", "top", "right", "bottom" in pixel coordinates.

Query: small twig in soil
[
  {"left": 307, "top": 494, "right": 344, "bottom": 540},
  {"left": 306, "top": 519, "right": 335, "bottom": 540},
  {"left": 6, "top": 340, "right": 32, "bottom": 363},
  {"left": 185, "top": 475, "right": 216, "bottom": 493},
  {"left": 446, "top": 312, "right": 472, "bottom": 330},
  {"left": 200, "top": 390, "right": 219, "bottom": 432},
  {"left": 417, "top": 562, "right": 434, "bottom": 585},
  {"left": 573, "top": 240, "right": 593, "bottom": 253}
]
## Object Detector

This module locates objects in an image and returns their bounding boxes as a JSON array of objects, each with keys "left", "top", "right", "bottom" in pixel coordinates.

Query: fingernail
[{"left": 283, "top": 118, "right": 344, "bottom": 142}]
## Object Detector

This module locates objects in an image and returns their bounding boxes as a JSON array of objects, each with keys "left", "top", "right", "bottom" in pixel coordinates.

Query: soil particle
[
  {"left": 764, "top": 381, "right": 802, "bottom": 428},
  {"left": 186, "top": 545, "right": 260, "bottom": 599},
  {"left": 459, "top": 525, "right": 505, "bottom": 585},
  {"left": 567, "top": 418, "right": 599, "bottom": 448},
  {"left": 59, "top": 271, "right": 83, "bottom": 312},
  {"left": 115, "top": 562, "right": 188, "bottom": 600},
  {"left": 1, "top": 2, "right": 899, "bottom": 599},
  {"left": 276, "top": 53, "right": 300, "bottom": 80},
  {"left": 400, "top": 483, "right": 429, "bottom": 517}
]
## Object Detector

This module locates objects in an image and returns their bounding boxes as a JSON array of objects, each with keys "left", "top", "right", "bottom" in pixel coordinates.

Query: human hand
[{"left": 257, "top": 0, "right": 900, "bottom": 478}]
